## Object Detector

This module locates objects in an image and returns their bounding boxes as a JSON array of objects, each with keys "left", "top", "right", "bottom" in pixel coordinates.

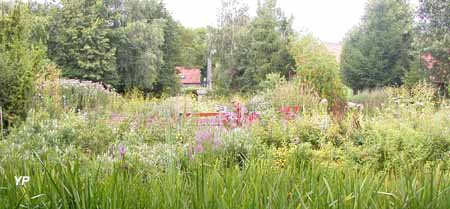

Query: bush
[{"left": 289, "top": 34, "right": 347, "bottom": 110}]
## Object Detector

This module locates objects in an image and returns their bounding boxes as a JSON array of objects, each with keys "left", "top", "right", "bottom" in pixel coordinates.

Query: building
[{"left": 176, "top": 66, "right": 202, "bottom": 88}]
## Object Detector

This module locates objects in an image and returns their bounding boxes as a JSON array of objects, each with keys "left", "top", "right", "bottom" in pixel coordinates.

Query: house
[{"left": 176, "top": 66, "right": 202, "bottom": 88}]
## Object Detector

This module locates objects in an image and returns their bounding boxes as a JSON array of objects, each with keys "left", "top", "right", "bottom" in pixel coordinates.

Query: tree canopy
[
  {"left": 340, "top": 0, "right": 414, "bottom": 91},
  {"left": 416, "top": 0, "right": 450, "bottom": 96},
  {"left": 212, "top": 0, "right": 295, "bottom": 93}
]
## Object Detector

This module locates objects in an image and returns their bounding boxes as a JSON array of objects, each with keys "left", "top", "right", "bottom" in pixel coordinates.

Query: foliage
[
  {"left": 350, "top": 88, "right": 391, "bottom": 114},
  {"left": 250, "top": 78, "right": 323, "bottom": 115},
  {"left": 45, "top": 0, "right": 182, "bottom": 95},
  {"left": 403, "top": 58, "right": 428, "bottom": 87},
  {"left": 2, "top": 1, "right": 450, "bottom": 208},
  {"left": 258, "top": 72, "right": 286, "bottom": 90},
  {"left": 48, "top": 0, "right": 118, "bottom": 85},
  {"left": 212, "top": 0, "right": 250, "bottom": 93},
  {"left": 0, "top": 4, "right": 46, "bottom": 124},
  {"left": 114, "top": 3, "right": 166, "bottom": 92},
  {"left": 416, "top": 0, "right": 450, "bottom": 96},
  {"left": 152, "top": 5, "right": 183, "bottom": 95},
  {"left": 2, "top": 150, "right": 450, "bottom": 208},
  {"left": 340, "top": 0, "right": 414, "bottom": 91},
  {"left": 234, "top": 0, "right": 295, "bottom": 92},
  {"left": 178, "top": 27, "right": 208, "bottom": 69},
  {"left": 289, "top": 34, "right": 347, "bottom": 110},
  {"left": 212, "top": 0, "right": 295, "bottom": 92}
]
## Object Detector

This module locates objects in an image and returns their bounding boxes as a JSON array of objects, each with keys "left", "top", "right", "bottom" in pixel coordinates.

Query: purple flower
[
  {"left": 195, "top": 130, "right": 213, "bottom": 143},
  {"left": 118, "top": 144, "right": 127, "bottom": 159},
  {"left": 194, "top": 143, "right": 204, "bottom": 153}
]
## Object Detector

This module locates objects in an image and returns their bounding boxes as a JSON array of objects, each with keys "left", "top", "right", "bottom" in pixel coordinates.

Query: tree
[
  {"left": 213, "top": 0, "right": 295, "bottom": 92},
  {"left": 341, "top": 0, "right": 414, "bottom": 91},
  {"left": 47, "top": 0, "right": 182, "bottom": 95},
  {"left": 116, "top": 20, "right": 165, "bottom": 92},
  {"left": 237, "top": 0, "right": 295, "bottom": 91},
  {"left": 212, "top": 0, "right": 250, "bottom": 92},
  {"left": 122, "top": 0, "right": 184, "bottom": 95},
  {"left": 114, "top": 0, "right": 166, "bottom": 93},
  {"left": 416, "top": 0, "right": 450, "bottom": 96},
  {"left": 48, "top": 0, "right": 117, "bottom": 85},
  {"left": 289, "top": 34, "right": 346, "bottom": 110},
  {"left": 178, "top": 27, "right": 208, "bottom": 69},
  {"left": 0, "top": 4, "right": 46, "bottom": 125},
  {"left": 152, "top": 3, "right": 182, "bottom": 95}
]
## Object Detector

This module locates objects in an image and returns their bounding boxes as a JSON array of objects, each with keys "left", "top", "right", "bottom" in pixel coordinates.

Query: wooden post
[
  {"left": 206, "top": 31, "right": 215, "bottom": 89},
  {"left": 206, "top": 52, "right": 212, "bottom": 88}
]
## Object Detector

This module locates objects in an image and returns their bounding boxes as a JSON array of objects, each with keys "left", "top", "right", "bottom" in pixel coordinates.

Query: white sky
[{"left": 164, "top": 0, "right": 419, "bottom": 43}]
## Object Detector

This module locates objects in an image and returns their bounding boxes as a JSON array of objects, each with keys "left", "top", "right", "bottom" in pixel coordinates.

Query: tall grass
[
  {"left": 350, "top": 88, "right": 391, "bottom": 114},
  {"left": 1, "top": 156, "right": 450, "bottom": 209}
]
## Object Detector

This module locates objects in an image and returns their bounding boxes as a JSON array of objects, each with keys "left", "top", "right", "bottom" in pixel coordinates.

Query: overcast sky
[{"left": 164, "top": 0, "right": 419, "bottom": 43}]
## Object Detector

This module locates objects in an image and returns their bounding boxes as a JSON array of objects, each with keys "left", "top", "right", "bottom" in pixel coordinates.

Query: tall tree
[
  {"left": 48, "top": 0, "right": 117, "bottom": 85},
  {"left": 157, "top": 11, "right": 183, "bottom": 95},
  {"left": 178, "top": 27, "right": 208, "bottom": 69},
  {"left": 116, "top": 20, "right": 165, "bottom": 92},
  {"left": 0, "top": 4, "right": 46, "bottom": 125},
  {"left": 114, "top": 0, "right": 166, "bottom": 93},
  {"left": 236, "top": 0, "right": 295, "bottom": 91},
  {"left": 416, "top": 0, "right": 450, "bottom": 96},
  {"left": 212, "top": 0, "right": 250, "bottom": 92},
  {"left": 121, "top": 0, "right": 183, "bottom": 94},
  {"left": 213, "top": 0, "right": 295, "bottom": 92},
  {"left": 341, "top": 0, "right": 414, "bottom": 91}
]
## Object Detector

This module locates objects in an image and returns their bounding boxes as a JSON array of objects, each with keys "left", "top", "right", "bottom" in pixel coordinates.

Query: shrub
[{"left": 289, "top": 34, "right": 347, "bottom": 110}]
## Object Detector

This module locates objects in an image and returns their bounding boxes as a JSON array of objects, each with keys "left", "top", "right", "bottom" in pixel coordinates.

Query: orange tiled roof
[{"left": 176, "top": 66, "right": 201, "bottom": 84}]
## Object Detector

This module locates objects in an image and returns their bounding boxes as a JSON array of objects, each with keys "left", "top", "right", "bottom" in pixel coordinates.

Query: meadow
[{"left": 1, "top": 76, "right": 450, "bottom": 209}]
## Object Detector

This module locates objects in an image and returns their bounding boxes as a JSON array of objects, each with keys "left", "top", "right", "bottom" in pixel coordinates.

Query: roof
[{"left": 176, "top": 67, "right": 201, "bottom": 84}]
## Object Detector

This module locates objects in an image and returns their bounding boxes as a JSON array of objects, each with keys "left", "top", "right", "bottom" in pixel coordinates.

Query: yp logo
[{"left": 15, "top": 176, "right": 30, "bottom": 186}]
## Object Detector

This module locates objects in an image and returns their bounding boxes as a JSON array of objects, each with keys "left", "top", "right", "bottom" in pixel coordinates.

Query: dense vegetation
[
  {"left": 2, "top": 75, "right": 450, "bottom": 208},
  {"left": 1, "top": 0, "right": 449, "bottom": 208},
  {"left": 341, "top": 0, "right": 449, "bottom": 95},
  {"left": 341, "top": 0, "right": 414, "bottom": 91}
]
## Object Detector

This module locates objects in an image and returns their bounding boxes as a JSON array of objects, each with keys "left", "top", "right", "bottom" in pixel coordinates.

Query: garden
[
  {"left": 1, "top": 0, "right": 450, "bottom": 208},
  {"left": 1, "top": 74, "right": 450, "bottom": 208}
]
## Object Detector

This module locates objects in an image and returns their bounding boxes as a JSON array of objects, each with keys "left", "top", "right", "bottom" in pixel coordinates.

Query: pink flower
[{"left": 194, "top": 143, "right": 204, "bottom": 153}]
